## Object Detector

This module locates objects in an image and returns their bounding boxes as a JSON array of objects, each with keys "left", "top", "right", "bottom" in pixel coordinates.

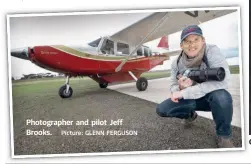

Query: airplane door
[
  {"left": 98, "top": 39, "right": 115, "bottom": 72},
  {"left": 116, "top": 42, "right": 130, "bottom": 56}
]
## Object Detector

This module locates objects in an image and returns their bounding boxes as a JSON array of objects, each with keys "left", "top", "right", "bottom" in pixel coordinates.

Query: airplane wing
[
  {"left": 110, "top": 9, "right": 237, "bottom": 47},
  {"left": 112, "top": 8, "right": 237, "bottom": 72}
]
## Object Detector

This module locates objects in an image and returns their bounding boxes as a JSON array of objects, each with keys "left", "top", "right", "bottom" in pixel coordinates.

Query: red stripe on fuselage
[{"left": 30, "top": 46, "right": 168, "bottom": 77}]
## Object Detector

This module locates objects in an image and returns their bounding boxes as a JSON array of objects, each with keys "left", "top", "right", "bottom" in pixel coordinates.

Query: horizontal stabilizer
[{"left": 162, "top": 49, "right": 182, "bottom": 56}]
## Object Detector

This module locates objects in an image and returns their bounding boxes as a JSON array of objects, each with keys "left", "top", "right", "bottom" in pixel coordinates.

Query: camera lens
[{"left": 187, "top": 67, "right": 225, "bottom": 83}]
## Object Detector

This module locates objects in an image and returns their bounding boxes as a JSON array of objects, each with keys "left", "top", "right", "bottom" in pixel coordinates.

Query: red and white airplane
[{"left": 10, "top": 9, "right": 236, "bottom": 98}]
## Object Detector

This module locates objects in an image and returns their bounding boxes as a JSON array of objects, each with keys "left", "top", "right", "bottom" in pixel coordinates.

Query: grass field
[
  {"left": 229, "top": 65, "right": 240, "bottom": 74},
  {"left": 12, "top": 65, "right": 240, "bottom": 96},
  {"left": 12, "top": 65, "right": 239, "bottom": 95},
  {"left": 12, "top": 70, "right": 171, "bottom": 96}
]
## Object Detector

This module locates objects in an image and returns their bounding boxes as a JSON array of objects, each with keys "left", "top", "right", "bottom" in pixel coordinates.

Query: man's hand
[
  {"left": 178, "top": 76, "right": 193, "bottom": 90},
  {"left": 171, "top": 91, "right": 183, "bottom": 103}
]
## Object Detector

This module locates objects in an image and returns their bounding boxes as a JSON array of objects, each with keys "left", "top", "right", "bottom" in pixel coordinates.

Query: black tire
[
  {"left": 136, "top": 77, "right": 148, "bottom": 91},
  {"left": 58, "top": 85, "right": 73, "bottom": 98},
  {"left": 99, "top": 82, "right": 108, "bottom": 88}
]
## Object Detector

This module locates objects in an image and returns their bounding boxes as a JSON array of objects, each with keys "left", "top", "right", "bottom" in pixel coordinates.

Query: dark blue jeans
[{"left": 156, "top": 89, "right": 233, "bottom": 138}]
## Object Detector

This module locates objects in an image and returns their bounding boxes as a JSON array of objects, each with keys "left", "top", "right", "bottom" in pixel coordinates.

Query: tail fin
[{"left": 157, "top": 36, "right": 169, "bottom": 50}]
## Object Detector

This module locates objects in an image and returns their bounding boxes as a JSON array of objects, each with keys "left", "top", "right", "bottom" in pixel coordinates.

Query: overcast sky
[{"left": 9, "top": 9, "right": 240, "bottom": 78}]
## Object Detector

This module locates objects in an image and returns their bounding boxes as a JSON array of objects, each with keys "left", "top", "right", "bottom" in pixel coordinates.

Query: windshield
[{"left": 88, "top": 38, "right": 101, "bottom": 47}]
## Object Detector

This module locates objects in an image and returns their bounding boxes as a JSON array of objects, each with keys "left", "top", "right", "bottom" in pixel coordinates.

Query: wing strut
[{"left": 115, "top": 12, "right": 169, "bottom": 72}]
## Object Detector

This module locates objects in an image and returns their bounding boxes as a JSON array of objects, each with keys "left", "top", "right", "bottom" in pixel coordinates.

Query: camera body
[{"left": 182, "top": 67, "right": 226, "bottom": 83}]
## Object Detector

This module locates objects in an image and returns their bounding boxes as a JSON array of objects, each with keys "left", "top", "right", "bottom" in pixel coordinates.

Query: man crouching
[{"left": 156, "top": 25, "right": 234, "bottom": 148}]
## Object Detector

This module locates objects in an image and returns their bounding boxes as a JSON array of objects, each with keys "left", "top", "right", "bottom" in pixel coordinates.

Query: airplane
[{"left": 10, "top": 9, "right": 237, "bottom": 98}]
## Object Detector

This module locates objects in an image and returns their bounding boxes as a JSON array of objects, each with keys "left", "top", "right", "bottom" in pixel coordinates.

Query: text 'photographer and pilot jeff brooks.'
[{"left": 156, "top": 25, "right": 234, "bottom": 148}]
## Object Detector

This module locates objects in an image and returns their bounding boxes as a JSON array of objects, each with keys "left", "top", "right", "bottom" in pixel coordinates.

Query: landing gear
[
  {"left": 59, "top": 85, "right": 73, "bottom": 98},
  {"left": 136, "top": 77, "right": 148, "bottom": 91},
  {"left": 99, "top": 82, "right": 108, "bottom": 88},
  {"left": 59, "top": 75, "right": 73, "bottom": 98},
  {"left": 128, "top": 71, "right": 148, "bottom": 91}
]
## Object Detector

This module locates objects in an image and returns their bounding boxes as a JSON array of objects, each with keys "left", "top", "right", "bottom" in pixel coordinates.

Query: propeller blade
[{"left": 11, "top": 47, "right": 29, "bottom": 60}]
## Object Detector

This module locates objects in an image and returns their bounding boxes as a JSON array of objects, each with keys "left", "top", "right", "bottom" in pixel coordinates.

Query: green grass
[
  {"left": 141, "top": 71, "right": 170, "bottom": 80},
  {"left": 229, "top": 65, "right": 239, "bottom": 74},
  {"left": 12, "top": 65, "right": 239, "bottom": 96},
  {"left": 12, "top": 78, "right": 97, "bottom": 96},
  {"left": 11, "top": 71, "right": 170, "bottom": 96}
]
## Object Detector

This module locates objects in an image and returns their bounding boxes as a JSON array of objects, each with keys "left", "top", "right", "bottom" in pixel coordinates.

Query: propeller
[
  {"left": 115, "top": 12, "right": 169, "bottom": 72},
  {"left": 11, "top": 47, "right": 30, "bottom": 60}
]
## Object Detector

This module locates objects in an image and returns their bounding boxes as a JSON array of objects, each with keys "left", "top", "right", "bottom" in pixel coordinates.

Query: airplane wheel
[
  {"left": 59, "top": 85, "right": 73, "bottom": 98},
  {"left": 99, "top": 82, "right": 108, "bottom": 88},
  {"left": 136, "top": 77, "right": 148, "bottom": 91}
]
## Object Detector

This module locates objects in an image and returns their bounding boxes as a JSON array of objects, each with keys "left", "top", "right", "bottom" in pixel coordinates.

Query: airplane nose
[{"left": 11, "top": 47, "right": 30, "bottom": 60}]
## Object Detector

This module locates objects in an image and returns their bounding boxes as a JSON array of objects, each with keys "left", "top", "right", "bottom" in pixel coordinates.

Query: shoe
[
  {"left": 183, "top": 111, "right": 198, "bottom": 127},
  {"left": 217, "top": 136, "right": 235, "bottom": 148}
]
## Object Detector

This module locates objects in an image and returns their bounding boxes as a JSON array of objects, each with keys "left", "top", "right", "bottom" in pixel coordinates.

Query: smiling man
[{"left": 156, "top": 25, "right": 234, "bottom": 148}]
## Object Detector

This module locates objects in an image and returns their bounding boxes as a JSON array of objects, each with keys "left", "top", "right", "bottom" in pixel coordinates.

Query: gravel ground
[{"left": 12, "top": 86, "right": 242, "bottom": 155}]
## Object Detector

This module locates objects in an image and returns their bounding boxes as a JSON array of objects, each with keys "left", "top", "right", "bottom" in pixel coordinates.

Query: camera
[{"left": 182, "top": 67, "right": 226, "bottom": 83}]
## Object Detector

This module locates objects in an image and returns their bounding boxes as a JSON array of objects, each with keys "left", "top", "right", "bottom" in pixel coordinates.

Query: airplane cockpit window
[
  {"left": 117, "top": 42, "right": 129, "bottom": 56},
  {"left": 88, "top": 38, "right": 101, "bottom": 47},
  {"left": 100, "top": 39, "right": 114, "bottom": 55}
]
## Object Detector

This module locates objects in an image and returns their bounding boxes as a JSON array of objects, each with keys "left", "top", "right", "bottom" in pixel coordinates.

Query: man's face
[{"left": 180, "top": 34, "right": 205, "bottom": 57}]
